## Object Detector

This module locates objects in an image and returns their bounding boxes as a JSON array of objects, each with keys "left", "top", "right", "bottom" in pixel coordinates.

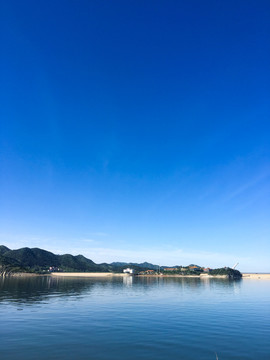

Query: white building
[{"left": 123, "top": 268, "right": 134, "bottom": 274}]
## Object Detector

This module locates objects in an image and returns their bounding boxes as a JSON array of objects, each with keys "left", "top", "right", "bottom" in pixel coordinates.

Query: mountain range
[{"left": 0, "top": 245, "right": 161, "bottom": 275}]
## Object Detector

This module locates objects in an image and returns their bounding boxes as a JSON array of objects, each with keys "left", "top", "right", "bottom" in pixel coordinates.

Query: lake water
[{"left": 0, "top": 276, "right": 269, "bottom": 360}]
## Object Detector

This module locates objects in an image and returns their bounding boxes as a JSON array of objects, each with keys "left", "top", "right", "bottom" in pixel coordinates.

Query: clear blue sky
[{"left": 1, "top": 1, "right": 269, "bottom": 271}]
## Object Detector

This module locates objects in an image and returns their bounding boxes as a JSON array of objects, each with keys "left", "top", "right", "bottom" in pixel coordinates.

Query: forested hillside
[{"left": 0, "top": 246, "right": 159, "bottom": 275}]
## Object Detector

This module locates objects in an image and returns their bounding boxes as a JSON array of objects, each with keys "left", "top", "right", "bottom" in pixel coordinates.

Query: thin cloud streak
[
  {"left": 91, "top": 232, "right": 108, "bottom": 237},
  {"left": 225, "top": 171, "right": 270, "bottom": 202}
]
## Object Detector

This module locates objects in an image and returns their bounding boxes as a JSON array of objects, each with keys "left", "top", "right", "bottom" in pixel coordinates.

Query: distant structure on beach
[{"left": 123, "top": 268, "right": 134, "bottom": 274}]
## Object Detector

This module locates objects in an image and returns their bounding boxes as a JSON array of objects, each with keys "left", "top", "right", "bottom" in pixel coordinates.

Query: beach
[
  {"left": 242, "top": 273, "right": 270, "bottom": 279},
  {"left": 51, "top": 272, "right": 129, "bottom": 277}
]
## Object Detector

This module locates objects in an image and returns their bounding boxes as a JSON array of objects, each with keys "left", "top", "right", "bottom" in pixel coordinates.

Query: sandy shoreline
[
  {"left": 51, "top": 272, "right": 129, "bottom": 277},
  {"left": 51, "top": 273, "right": 234, "bottom": 279},
  {"left": 242, "top": 273, "right": 270, "bottom": 279}
]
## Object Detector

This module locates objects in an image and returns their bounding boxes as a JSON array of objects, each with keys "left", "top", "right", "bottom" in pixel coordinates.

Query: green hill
[
  {"left": 0, "top": 245, "right": 10, "bottom": 255},
  {"left": 110, "top": 261, "right": 159, "bottom": 271},
  {"left": 210, "top": 267, "right": 242, "bottom": 278},
  {"left": 0, "top": 245, "right": 242, "bottom": 278},
  {"left": 59, "top": 254, "right": 108, "bottom": 272},
  {"left": 3, "top": 247, "right": 59, "bottom": 268},
  {"left": 0, "top": 254, "right": 24, "bottom": 275},
  {"left": 0, "top": 246, "right": 110, "bottom": 274},
  {"left": 0, "top": 246, "right": 159, "bottom": 274}
]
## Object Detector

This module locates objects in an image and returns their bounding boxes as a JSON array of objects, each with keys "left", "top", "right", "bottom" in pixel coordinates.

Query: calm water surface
[{"left": 0, "top": 276, "right": 269, "bottom": 360}]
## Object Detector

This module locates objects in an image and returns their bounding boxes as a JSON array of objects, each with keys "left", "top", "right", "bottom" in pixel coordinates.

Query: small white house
[{"left": 123, "top": 268, "right": 134, "bottom": 274}]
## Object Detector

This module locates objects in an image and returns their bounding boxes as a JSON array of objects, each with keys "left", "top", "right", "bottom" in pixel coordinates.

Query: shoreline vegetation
[{"left": 1, "top": 244, "right": 265, "bottom": 279}]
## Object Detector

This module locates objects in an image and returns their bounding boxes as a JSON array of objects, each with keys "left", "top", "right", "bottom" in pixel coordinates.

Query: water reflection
[
  {"left": 0, "top": 276, "right": 268, "bottom": 360},
  {"left": 135, "top": 275, "right": 241, "bottom": 288},
  {"left": 0, "top": 276, "right": 117, "bottom": 305},
  {"left": 123, "top": 275, "right": 133, "bottom": 286},
  {"left": 0, "top": 275, "right": 242, "bottom": 306}
]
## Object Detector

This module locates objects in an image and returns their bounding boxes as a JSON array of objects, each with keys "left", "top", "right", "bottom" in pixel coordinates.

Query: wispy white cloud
[
  {"left": 82, "top": 239, "right": 96, "bottom": 243},
  {"left": 0, "top": 233, "right": 97, "bottom": 251},
  {"left": 78, "top": 246, "right": 270, "bottom": 272},
  {"left": 91, "top": 232, "right": 108, "bottom": 237},
  {"left": 1, "top": 233, "right": 269, "bottom": 272},
  {"left": 64, "top": 246, "right": 250, "bottom": 269},
  {"left": 0, "top": 233, "right": 54, "bottom": 249}
]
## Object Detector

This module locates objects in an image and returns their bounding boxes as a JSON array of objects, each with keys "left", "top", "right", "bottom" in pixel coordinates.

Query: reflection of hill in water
[
  {"left": 0, "top": 276, "right": 123, "bottom": 304},
  {"left": 0, "top": 275, "right": 242, "bottom": 305},
  {"left": 134, "top": 276, "right": 241, "bottom": 288}
]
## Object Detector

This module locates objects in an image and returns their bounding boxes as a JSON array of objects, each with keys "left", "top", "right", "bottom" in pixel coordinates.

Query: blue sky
[{"left": 1, "top": 1, "right": 269, "bottom": 271}]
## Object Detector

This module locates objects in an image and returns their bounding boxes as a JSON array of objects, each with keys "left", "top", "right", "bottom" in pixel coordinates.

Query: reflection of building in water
[{"left": 123, "top": 275, "right": 133, "bottom": 286}]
